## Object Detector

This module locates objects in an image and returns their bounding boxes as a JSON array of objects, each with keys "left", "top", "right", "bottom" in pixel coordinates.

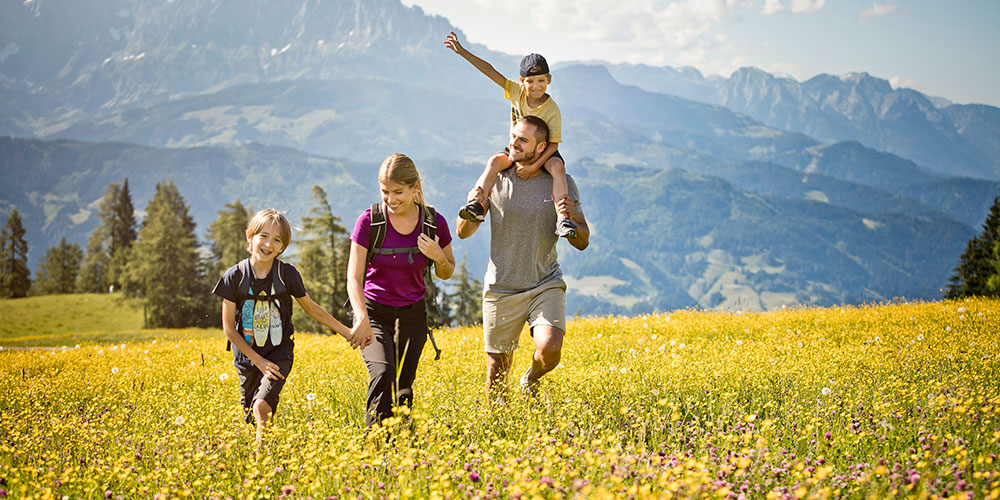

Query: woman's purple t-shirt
[{"left": 350, "top": 207, "right": 452, "bottom": 307}]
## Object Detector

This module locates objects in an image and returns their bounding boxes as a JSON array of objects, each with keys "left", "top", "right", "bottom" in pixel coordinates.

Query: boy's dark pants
[
  {"left": 235, "top": 354, "right": 293, "bottom": 424},
  {"left": 360, "top": 298, "right": 428, "bottom": 428}
]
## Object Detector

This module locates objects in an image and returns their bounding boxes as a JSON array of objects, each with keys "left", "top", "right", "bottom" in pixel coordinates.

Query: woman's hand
[
  {"left": 417, "top": 234, "right": 446, "bottom": 264},
  {"left": 351, "top": 320, "right": 374, "bottom": 349}
]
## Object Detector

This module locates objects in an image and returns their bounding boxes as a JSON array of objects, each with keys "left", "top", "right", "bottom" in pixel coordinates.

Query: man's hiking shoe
[
  {"left": 520, "top": 369, "right": 540, "bottom": 398},
  {"left": 459, "top": 200, "right": 486, "bottom": 222},
  {"left": 555, "top": 218, "right": 577, "bottom": 239}
]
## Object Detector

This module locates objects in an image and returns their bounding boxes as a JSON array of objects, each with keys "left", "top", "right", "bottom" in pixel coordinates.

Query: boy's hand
[
  {"left": 515, "top": 161, "right": 542, "bottom": 179},
  {"left": 254, "top": 358, "right": 285, "bottom": 381},
  {"left": 443, "top": 31, "right": 464, "bottom": 54}
]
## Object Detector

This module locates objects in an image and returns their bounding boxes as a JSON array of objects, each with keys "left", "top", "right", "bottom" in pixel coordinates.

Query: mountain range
[{"left": 2, "top": 0, "right": 999, "bottom": 314}]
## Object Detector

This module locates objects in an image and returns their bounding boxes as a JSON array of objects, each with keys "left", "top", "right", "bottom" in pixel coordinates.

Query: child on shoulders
[{"left": 444, "top": 31, "right": 576, "bottom": 238}]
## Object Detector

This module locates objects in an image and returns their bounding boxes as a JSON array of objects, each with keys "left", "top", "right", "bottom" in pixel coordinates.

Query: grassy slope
[{"left": 0, "top": 293, "right": 215, "bottom": 347}]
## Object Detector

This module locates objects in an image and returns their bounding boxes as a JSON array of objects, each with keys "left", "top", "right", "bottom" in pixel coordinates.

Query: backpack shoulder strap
[
  {"left": 421, "top": 205, "right": 437, "bottom": 239},
  {"left": 421, "top": 205, "right": 437, "bottom": 271},
  {"left": 366, "top": 202, "right": 388, "bottom": 266},
  {"left": 237, "top": 258, "right": 252, "bottom": 299},
  {"left": 272, "top": 258, "right": 287, "bottom": 296}
]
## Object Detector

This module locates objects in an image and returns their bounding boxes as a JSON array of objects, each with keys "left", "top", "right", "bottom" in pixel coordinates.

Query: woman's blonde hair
[
  {"left": 379, "top": 153, "right": 427, "bottom": 216},
  {"left": 245, "top": 209, "right": 292, "bottom": 255}
]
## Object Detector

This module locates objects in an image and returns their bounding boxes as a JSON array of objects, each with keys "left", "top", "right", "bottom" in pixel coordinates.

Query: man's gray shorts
[{"left": 482, "top": 279, "right": 566, "bottom": 354}]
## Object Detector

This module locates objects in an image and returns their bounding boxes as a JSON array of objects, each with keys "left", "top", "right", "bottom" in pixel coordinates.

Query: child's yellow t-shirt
[{"left": 504, "top": 78, "right": 562, "bottom": 144}]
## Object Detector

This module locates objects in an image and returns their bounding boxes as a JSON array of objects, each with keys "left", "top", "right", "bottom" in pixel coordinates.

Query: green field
[
  {"left": 0, "top": 293, "right": 168, "bottom": 347},
  {"left": 1, "top": 298, "right": 999, "bottom": 499}
]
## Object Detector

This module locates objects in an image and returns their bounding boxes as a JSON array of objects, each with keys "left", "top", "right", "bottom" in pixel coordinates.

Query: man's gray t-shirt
[{"left": 484, "top": 169, "right": 581, "bottom": 294}]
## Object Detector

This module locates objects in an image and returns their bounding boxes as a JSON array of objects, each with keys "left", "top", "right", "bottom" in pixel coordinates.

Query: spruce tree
[
  {"left": 77, "top": 181, "right": 136, "bottom": 293},
  {"left": 297, "top": 186, "right": 350, "bottom": 329},
  {"left": 105, "top": 179, "right": 138, "bottom": 290},
  {"left": 425, "top": 274, "right": 452, "bottom": 329},
  {"left": 449, "top": 256, "right": 483, "bottom": 326},
  {"left": 0, "top": 209, "right": 31, "bottom": 298},
  {"left": 946, "top": 194, "right": 1000, "bottom": 298},
  {"left": 34, "top": 238, "right": 83, "bottom": 295},
  {"left": 206, "top": 199, "right": 251, "bottom": 279},
  {"left": 127, "top": 180, "right": 208, "bottom": 328}
]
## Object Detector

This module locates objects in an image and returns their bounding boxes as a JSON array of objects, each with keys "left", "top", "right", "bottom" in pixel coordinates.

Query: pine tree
[
  {"left": 946, "top": 194, "right": 1000, "bottom": 298},
  {"left": 127, "top": 180, "right": 209, "bottom": 328},
  {"left": 76, "top": 226, "right": 110, "bottom": 293},
  {"left": 449, "top": 256, "right": 483, "bottom": 326},
  {"left": 206, "top": 199, "right": 251, "bottom": 280},
  {"left": 0, "top": 209, "right": 31, "bottom": 298},
  {"left": 105, "top": 179, "right": 138, "bottom": 290},
  {"left": 34, "top": 238, "right": 83, "bottom": 295},
  {"left": 297, "top": 186, "right": 350, "bottom": 329},
  {"left": 77, "top": 181, "right": 137, "bottom": 293}
]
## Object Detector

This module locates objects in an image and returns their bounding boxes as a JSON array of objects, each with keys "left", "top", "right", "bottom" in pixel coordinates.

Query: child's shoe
[
  {"left": 459, "top": 200, "right": 486, "bottom": 222},
  {"left": 555, "top": 218, "right": 577, "bottom": 239}
]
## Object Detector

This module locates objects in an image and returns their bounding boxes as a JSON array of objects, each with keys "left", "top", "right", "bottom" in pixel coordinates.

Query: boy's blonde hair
[
  {"left": 379, "top": 153, "right": 428, "bottom": 216},
  {"left": 245, "top": 209, "right": 292, "bottom": 255}
]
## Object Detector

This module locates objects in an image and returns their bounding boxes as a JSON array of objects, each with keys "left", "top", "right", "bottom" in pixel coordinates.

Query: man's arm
[
  {"left": 456, "top": 217, "right": 481, "bottom": 239},
  {"left": 557, "top": 197, "right": 589, "bottom": 250}
]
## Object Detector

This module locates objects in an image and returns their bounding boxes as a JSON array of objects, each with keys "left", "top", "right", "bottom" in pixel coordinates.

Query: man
[{"left": 457, "top": 115, "right": 590, "bottom": 402}]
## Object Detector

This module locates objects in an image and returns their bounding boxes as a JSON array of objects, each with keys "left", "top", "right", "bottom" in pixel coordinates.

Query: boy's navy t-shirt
[{"left": 213, "top": 259, "right": 307, "bottom": 361}]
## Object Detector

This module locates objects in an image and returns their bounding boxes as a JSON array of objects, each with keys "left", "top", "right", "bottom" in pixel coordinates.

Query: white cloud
[
  {"left": 762, "top": 0, "right": 826, "bottom": 15},
  {"left": 859, "top": 2, "right": 897, "bottom": 19},
  {"left": 474, "top": 0, "right": 742, "bottom": 50},
  {"left": 888, "top": 75, "right": 919, "bottom": 90}
]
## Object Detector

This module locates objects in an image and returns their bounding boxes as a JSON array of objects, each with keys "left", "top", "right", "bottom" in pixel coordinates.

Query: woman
[{"left": 348, "top": 153, "right": 456, "bottom": 428}]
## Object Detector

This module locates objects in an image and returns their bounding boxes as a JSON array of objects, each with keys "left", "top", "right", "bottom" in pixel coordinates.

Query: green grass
[{"left": 0, "top": 293, "right": 159, "bottom": 347}]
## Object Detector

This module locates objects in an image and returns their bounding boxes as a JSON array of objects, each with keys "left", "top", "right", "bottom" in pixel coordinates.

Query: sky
[{"left": 403, "top": 0, "right": 1000, "bottom": 107}]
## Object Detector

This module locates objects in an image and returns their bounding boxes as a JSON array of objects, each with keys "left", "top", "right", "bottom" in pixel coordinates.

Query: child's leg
[
  {"left": 470, "top": 153, "right": 513, "bottom": 204},
  {"left": 544, "top": 157, "right": 571, "bottom": 219}
]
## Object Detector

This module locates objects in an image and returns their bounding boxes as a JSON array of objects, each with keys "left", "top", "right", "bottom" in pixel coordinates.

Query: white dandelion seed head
[
  {"left": 219, "top": 373, "right": 229, "bottom": 382},
  {"left": 670, "top": 340, "right": 676, "bottom": 346},
  {"left": 679, "top": 343, "right": 686, "bottom": 349},
  {"left": 821, "top": 387, "right": 831, "bottom": 396},
  {"left": 736, "top": 340, "right": 743, "bottom": 346},
  {"left": 174, "top": 416, "right": 185, "bottom": 425},
  {"left": 306, "top": 392, "right": 316, "bottom": 401},
  {"left": 651, "top": 334, "right": 657, "bottom": 340},
  {"left": 111, "top": 367, "right": 119, "bottom": 374},
  {"left": 620, "top": 367, "right": 627, "bottom": 374},
  {"left": 957, "top": 307, "right": 966, "bottom": 313},
  {"left": 918, "top": 334, "right": 925, "bottom": 340}
]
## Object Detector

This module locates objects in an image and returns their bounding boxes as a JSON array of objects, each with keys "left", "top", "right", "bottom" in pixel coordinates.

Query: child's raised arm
[{"left": 443, "top": 31, "right": 505, "bottom": 88}]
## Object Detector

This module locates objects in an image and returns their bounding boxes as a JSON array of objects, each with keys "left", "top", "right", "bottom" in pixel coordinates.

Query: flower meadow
[{"left": 2, "top": 298, "right": 999, "bottom": 500}]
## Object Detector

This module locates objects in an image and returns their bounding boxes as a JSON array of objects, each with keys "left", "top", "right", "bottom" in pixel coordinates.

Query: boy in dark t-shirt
[{"left": 213, "top": 209, "right": 365, "bottom": 447}]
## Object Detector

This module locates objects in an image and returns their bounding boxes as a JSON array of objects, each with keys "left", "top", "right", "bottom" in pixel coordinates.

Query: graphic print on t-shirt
[
  {"left": 269, "top": 297, "right": 283, "bottom": 346},
  {"left": 240, "top": 299, "right": 255, "bottom": 344},
  {"left": 252, "top": 290, "right": 269, "bottom": 347}
]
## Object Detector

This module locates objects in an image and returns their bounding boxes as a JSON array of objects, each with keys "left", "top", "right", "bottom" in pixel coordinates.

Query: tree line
[{"left": 0, "top": 179, "right": 483, "bottom": 330}]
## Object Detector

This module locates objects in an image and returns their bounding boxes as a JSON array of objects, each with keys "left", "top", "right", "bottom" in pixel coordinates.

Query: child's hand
[
  {"left": 443, "top": 31, "right": 463, "bottom": 54},
  {"left": 515, "top": 161, "right": 542, "bottom": 179},
  {"left": 254, "top": 359, "right": 285, "bottom": 381}
]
